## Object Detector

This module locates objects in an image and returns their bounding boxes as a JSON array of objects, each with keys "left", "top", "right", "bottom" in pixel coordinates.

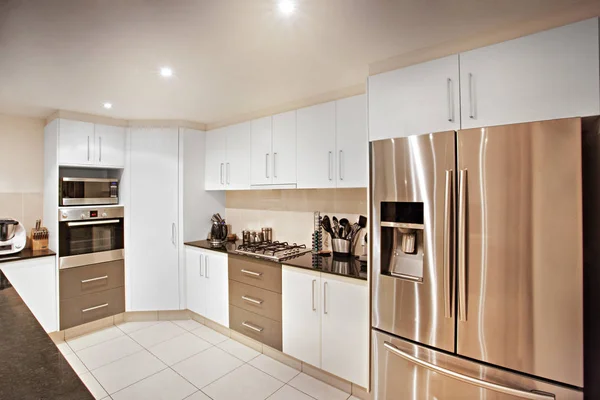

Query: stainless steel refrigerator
[{"left": 370, "top": 118, "right": 590, "bottom": 399}]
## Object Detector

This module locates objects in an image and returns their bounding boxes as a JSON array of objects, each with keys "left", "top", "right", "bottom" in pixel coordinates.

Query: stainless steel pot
[{"left": 0, "top": 219, "right": 19, "bottom": 242}]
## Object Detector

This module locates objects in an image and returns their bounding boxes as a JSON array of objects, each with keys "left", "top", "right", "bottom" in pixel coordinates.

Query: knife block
[{"left": 30, "top": 228, "right": 49, "bottom": 251}]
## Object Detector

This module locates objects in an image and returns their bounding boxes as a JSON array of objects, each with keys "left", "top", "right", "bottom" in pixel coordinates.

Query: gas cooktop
[{"left": 235, "top": 241, "right": 312, "bottom": 262}]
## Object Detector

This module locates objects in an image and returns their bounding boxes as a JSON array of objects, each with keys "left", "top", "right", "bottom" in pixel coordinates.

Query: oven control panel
[{"left": 59, "top": 206, "right": 124, "bottom": 222}]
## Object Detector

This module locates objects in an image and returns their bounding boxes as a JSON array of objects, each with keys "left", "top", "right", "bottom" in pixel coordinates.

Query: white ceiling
[{"left": 0, "top": 0, "right": 592, "bottom": 125}]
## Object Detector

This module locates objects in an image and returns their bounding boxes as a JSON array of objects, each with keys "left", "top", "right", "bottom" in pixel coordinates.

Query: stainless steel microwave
[{"left": 60, "top": 177, "right": 118, "bottom": 206}]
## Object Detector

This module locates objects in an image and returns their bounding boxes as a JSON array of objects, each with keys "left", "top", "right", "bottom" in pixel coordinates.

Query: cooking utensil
[
  {"left": 339, "top": 218, "right": 350, "bottom": 238},
  {"left": 332, "top": 217, "right": 340, "bottom": 239},
  {"left": 321, "top": 216, "right": 333, "bottom": 236},
  {"left": 358, "top": 215, "right": 367, "bottom": 228}
]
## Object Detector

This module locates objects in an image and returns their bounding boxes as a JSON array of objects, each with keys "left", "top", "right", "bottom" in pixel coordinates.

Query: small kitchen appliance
[
  {"left": 209, "top": 213, "right": 228, "bottom": 247},
  {"left": 60, "top": 177, "right": 118, "bottom": 206},
  {"left": 0, "top": 218, "right": 26, "bottom": 255}
]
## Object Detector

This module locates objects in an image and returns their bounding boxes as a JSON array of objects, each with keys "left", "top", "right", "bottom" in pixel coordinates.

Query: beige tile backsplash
[{"left": 225, "top": 188, "right": 367, "bottom": 245}]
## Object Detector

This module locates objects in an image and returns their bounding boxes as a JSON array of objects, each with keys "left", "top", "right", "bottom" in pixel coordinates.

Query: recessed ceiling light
[
  {"left": 160, "top": 67, "right": 173, "bottom": 77},
  {"left": 103, "top": 102, "right": 112, "bottom": 109},
  {"left": 278, "top": 0, "right": 295, "bottom": 15}
]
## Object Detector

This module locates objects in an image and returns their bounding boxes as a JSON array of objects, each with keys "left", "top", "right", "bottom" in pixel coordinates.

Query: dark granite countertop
[
  {"left": 0, "top": 271, "right": 93, "bottom": 400},
  {"left": 185, "top": 240, "right": 367, "bottom": 281},
  {"left": 0, "top": 248, "right": 56, "bottom": 264}
]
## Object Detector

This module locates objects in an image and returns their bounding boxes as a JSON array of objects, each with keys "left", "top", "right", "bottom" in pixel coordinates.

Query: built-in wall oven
[
  {"left": 58, "top": 206, "right": 124, "bottom": 269},
  {"left": 60, "top": 177, "right": 118, "bottom": 206}
]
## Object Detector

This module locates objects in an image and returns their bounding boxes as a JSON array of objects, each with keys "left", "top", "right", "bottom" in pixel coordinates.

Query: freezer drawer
[{"left": 371, "top": 329, "right": 583, "bottom": 400}]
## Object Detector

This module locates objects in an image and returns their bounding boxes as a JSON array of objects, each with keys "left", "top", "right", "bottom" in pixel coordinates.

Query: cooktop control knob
[
  {"left": 61, "top": 212, "right": 68, "bottom": 219},
  {"left": 80, "top": 213, "right": 86, "bottom": 220},
  {"left": 102, "top": 212, "right": 108, "bottom": 217}
]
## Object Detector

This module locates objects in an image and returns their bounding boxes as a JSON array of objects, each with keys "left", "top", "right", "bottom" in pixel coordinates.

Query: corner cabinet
[
  {"left": 297, "top": 95, "right": 367, "bottom": 189},
  {"left": 205, "top": 122, "right": 251, "bottom": 191},
  {"left": 185, "top": 246, "right": 229, "bottom": 327},
  {"left": 460, "top": 18, "right": 600, "bottom": 129},
  {"left": 57, "top": 119, "right": 126, "bottom": 168},
  {"left": 282, "top": 265, "right": 368, "bottom": 387}
]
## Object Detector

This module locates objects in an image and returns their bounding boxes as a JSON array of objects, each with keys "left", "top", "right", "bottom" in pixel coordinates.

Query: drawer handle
[
  {"left": 242, "top": 321, "right": 264, "bottom": 332},
  {"left": 81, "top": 303, "right": 108, "bottom": 313},
  {"left": 241, "top": 269, "right": 262, "bottom": 277},
  {"left": 81, "top": 275, "right": 108, "bottom": 284},
  {"left": 242, "top": 295, "right": 263, "bottom": 305}
]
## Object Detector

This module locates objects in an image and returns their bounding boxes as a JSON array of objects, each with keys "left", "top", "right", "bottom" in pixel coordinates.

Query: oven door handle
[{"left": 67, "top": 219, "right": 120, "bottom": 227}]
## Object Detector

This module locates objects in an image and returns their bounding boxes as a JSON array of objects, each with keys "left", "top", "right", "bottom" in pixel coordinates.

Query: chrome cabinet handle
[
  {"left": 265, "top": 153, "right": 269, "bottom": 178},
  {"left": 241, "top": 269, "right": 262, "bottom": 277},
  {"left": 199, "top": 255, "right": 203, "bottom": 277},
  {"left": 242, "top": 295, "right": 263, "bottom": 305},
  {"left": 383, "top": 342, "right": 553, "bottom": 400},
  {"left": 339, "top": 150, "right": 343, "bottom": 180},
  {"left": 205, "top": 255, "right": 209, "bottom": 279},
  {"left": 273, "top": 152, "right": 277, "bottom": 178},
  {"left": 468, "top": 73, "right": 475, "bottom": 119},
  {"left": 171, "top": 223, "right": 176, "bottom": 246},
  {"left": 323, "top": 281, "right": 328, "bottom": 314},
  {"left": 443, "top": 170, "right": 453, "bottom": 319},
  {"left": 226, "top": 162, "right": 230, "bottom": 184},
  {"left": 81, "top": 275, "right": 108, "bottom": 284},
  {"left": 99, "top": 137, "right": 102, "bottom": 162},
  {"left": 328, "top": 151, "right": 333, "bottom": 180},
  {"left": 87, "top": 136, "right": 90, "bottom": 161},
  {"left": 82, "top": 303, "right": 108, "bottom": 313},
  {"left": 312, "top": 279, "right": 317, "bottom": 311},
  {"left": 220, "top": 163, "right": 224, "bottom": 185},
  {"left": 67, "top": 219, "right": 119, "bottom": 227},
  {"left": 242, "top": 321, "right": 264, "bottom": 332},
  {"left": 447, "top": 78, "right": 454, "bottom": 122},
  {"left": 458, "top": 169, "right": 468, "bottom": 322}
]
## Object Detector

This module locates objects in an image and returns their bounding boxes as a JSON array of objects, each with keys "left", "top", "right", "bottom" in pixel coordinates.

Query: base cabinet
[
  {"left": 1, "top": 256, "right": 58, "bottom": 333},
  {"left": 185, "top": 246, "right": 229, "bottom": 327},
  {"left": 282, "top": 265, "right": 368, "bottom": 387}
]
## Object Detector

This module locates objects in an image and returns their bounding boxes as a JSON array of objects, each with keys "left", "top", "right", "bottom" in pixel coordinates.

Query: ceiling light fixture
[
  {"left": 103, "top": 102, "right": 112, "bottom": 109},
  {"left": 278, "top": 0, "right": 295, "bottom": 15},
  {"left": 160, "top": 67, "right": 173, "bottom": 78}
]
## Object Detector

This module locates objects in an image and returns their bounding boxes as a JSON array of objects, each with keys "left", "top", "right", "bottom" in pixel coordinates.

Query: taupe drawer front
[
  {"left": 230, "top": 305, "right": 282, "bottom": 351},
  {"left": 229, "top": 280, "right": 282, "bottom": 322},
  {"left": 229, "top": 256, "right": 282, "bottom": 293},
  {"left": 60, "top": 287, "right": 125, "bottom": 330},
  {"left": 60, "top": 260, "right": 124, "bottom": 300}
]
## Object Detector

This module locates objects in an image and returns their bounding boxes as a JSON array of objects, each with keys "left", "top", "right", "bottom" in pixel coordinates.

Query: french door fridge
[{"left": 370, "top": 118, "right": 586, "bottom": 399}]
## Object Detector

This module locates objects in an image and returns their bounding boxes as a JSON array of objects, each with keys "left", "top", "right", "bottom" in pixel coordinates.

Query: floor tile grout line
[
  {"left": 264, "top": 384, "right": 319, "bottom": 400},
  {"left": 114, "top": 319, "right": 161, "bottom": 335},
  {"left": 75, "top": 335, "right": 145, "bottom": 371},
  {"left": 245, "top": 359, "right": 301, "bottom": 385},
  {"left": 107, "top": 365, "right": 170, "bottom": 398},
  {"left": 66, "top": 326, "right": 126, "bottom": 352},
  {"left": 169, "top": 365, "right": 216, "bottom": 399},
  {"left": 288, "top": 373, "right": 352, "bottom": 400}
]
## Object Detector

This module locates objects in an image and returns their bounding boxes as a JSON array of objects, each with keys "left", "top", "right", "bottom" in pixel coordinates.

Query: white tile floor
[{"left": 56, "top": 319, "right": 360, "bottom": 400}]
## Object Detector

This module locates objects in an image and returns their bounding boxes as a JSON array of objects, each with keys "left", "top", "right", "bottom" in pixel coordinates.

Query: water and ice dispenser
[{"left": 380, "top": 202, "right": 424, "bottom": 282}]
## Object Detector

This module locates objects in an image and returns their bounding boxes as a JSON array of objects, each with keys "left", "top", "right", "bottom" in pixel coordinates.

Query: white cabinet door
[
  {"left": 336, "top": 95, "right": 367, "bottom": 188},
  {"left": 96, "top": 124, "right": 126, "bottom": 168},
  {"left": 297, "top": 102, "right": 336, "bottom": 189},
  {"left": 321, "top": 275, "right": 369, "bottom": 387},
  {"left": 1, "top": 256, "right": 58, "bottom": 333},
  {"left": 205, "top": 129, "right": 227, "bottom": 190},
  {"left": 250, "top": 117, "right": 273, "bottom": 186},
  {"left": 129, "top": 127, "right": 180, "bottom": 311},
  {"left": 225, "top": 122, "right": 251, "bottom": 190},
  {"left": 205, "top": 252, "right": 229, "bottom": 327},
  {"left": 185, "top": 246, "right": 206, "bottom": 316},
  {"left": 282, "top": 265, "right": 321, "bottom": 367},
  {"left": 272, "top": 110, "right": 297, "bottom": 185},
  {"left": 58, "top": 119, "right": 95, "bottom": 165},
  {"left": 368, "top": 55, "right": 460, "bottom": 141},
  {"left": 460, "top": 18, "right": 600, "bottom": 129}
]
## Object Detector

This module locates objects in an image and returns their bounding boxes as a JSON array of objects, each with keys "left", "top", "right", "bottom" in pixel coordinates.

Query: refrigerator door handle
[
  {"left": 383, "top": 342, "right": 555, "bottom": 400},
  {"left": 443, "top": 170, "right": 453, "bottom": 318},
  {"left": 458, "top": 169, "right": 468, "bottom": 322}
]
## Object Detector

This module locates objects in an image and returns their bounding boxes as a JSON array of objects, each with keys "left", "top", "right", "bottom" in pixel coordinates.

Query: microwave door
[
  {"left": 371, "top": 130, "right": 456, "bottom": 352},
  {"left": 456, "top": 119, "right": 583, "bottom": 388}
]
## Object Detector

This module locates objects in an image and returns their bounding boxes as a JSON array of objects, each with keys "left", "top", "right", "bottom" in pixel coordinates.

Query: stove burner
[{"left": 236, "top": 241, "right": 311, "bottom": 261}]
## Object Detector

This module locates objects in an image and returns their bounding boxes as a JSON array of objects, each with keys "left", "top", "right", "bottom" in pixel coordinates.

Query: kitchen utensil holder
[
  {"left": 332, "top": 238, "right": 351, "bottom": 255},
  {"left": 30, "top": 227, "right": 49, "bottom": 251}
]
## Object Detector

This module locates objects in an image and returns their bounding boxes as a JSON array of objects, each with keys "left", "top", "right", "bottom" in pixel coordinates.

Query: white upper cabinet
[
  {"left": 205, "top": 128, "right": 227, "bottom": 190},
  {"left": 336, "top": 95, "right": 367, "bottom": 188},
  {"left": 460, "top": 18, "right": 600, "bottom": 129},
  {"left": 58, "top": 119, "right": 95, "bottom": 165},
  {"left": 272, "top": 110, "right": 297, "bottom": 185},
  {"left": 250, "top": 116, "right": 273, "bottom": 186},
  {"left": 297, "top": 102, "right": 337, "bottom": 189},
  {"left": 95, "top": 124, "right": 126, "bottom": 168},
  {"left": 58, "top": 119, "right": 125, "bottom": 167},
  {"left": 369, "top": 55, "right": 460, "bottom": 141},
  {"left": 225, "top": 122, "right": 251, "bottom": 190}
]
